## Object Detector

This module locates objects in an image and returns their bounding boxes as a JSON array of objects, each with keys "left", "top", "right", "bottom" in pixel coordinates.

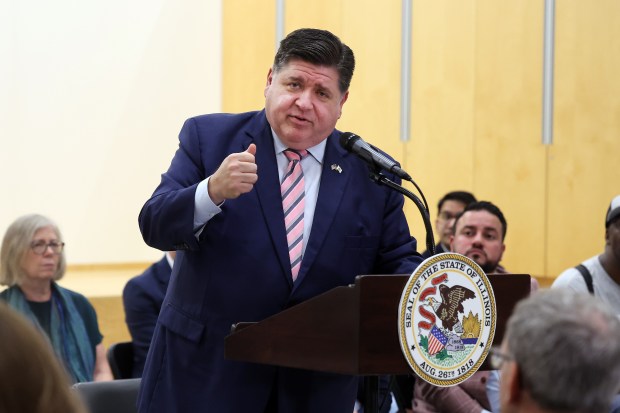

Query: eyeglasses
[
  {"left": 489, "top": 346, "right": 513, "bottom": 370},
  {"left": 30, "top": 241, "right": 65, "bottom": 255},
  {"left": 439, "top": 211, "right": 460, "bottom": 221}
]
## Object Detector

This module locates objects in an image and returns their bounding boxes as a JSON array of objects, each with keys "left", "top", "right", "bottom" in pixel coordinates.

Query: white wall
[{"left": 0, "top": 0, "right": 222, "bottom": 264}]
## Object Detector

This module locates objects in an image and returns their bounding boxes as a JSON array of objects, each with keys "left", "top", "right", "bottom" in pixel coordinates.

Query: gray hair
[
  {"left": 506, "top": 288, "right": 620, "bottom": 413},
  {"left": 0, "top": 214, "right": 66, "bottom": 286}
]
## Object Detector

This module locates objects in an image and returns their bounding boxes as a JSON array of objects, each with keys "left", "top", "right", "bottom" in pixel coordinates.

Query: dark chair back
[
  {"left": 107, "top": 341, "right": 134, "bottom": 380},
  {"left": 72, "top": 378, "right": 141, "bottom": 413}
]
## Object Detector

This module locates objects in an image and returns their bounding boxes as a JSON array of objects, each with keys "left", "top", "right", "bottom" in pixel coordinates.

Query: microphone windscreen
[{"left": 339, "top": 132, "right": 358, "bottom": 150}]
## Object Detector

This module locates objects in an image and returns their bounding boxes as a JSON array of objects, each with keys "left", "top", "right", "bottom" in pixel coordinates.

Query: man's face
[
  {"left": 605, "top": 218, "right": 620, "bottom": 265},
  {"left": 450, "top": 210, "right": 505, "bottom": 273},
  {"left": 264, "top": 59, "right": 348, "bottom": 150},
  {"left": 435, "top": 200, "right": 467, "bottom": 248}
]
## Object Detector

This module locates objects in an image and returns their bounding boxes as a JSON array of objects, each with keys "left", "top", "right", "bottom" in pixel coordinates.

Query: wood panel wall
[{"left": 221, "top": 0, "right": 620, "bottom": 281}]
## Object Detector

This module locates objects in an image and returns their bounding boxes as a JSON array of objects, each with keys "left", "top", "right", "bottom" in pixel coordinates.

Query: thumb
[{"left": 245, "top": 143, "right": 257, "bottom": 156}]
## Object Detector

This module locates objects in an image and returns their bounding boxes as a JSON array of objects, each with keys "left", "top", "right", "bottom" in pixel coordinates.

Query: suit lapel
[
  {"left": 244, "top": 122, "right": 353, "bottom": 289},
  {"left": 244, "top": 114, "right": 293, "bottom": 286},
  {"left": 293, "top": 132, "right": 351, "bottom": 289}
]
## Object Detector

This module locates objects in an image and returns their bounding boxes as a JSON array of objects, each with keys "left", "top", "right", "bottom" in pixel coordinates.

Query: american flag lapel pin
[{"left": 331, "top": 164, "right": 342, "bottom": 174}]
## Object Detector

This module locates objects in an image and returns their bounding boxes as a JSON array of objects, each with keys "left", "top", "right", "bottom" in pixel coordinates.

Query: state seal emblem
[{"left": 398, "top": 253, "right": 496, "bottom": 386}]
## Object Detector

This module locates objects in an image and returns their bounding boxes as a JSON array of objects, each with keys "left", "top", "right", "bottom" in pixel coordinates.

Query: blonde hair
[
  {"left": 0, "top": 214, "right": 67, "bottom": 286},
  {"left": 0, "top": 302, "right": 86, "bottom": 413}
]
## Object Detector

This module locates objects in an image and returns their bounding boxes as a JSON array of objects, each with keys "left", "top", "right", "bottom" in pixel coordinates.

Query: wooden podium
[{"left": 225, "top": 274, "right": 531, "bottom": 411}]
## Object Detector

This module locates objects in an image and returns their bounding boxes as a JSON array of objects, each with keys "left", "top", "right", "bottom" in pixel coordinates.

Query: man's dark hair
[
  {"left": 437, "top": 191, "right": 477, "bottom": 213},
  {"left": 454, "top": 201, "right": 507, "bottom": 240},
  {"left": 273, "top": 28, "right": 355, "bottom": 93}
]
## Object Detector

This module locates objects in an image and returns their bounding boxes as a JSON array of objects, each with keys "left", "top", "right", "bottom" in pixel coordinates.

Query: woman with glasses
[{"left": 0, "top": 214, "right": 113, "bottom": 382}]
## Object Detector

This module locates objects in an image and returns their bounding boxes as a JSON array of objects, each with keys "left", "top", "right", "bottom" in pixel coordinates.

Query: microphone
[{"left": 339, "top": 132, "right": 412, "bottom": 181}]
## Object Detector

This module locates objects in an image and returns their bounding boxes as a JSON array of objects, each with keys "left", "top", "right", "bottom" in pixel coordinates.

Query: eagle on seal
[{"left": 425, "top": 284, "right": 475, "bottom": 332}]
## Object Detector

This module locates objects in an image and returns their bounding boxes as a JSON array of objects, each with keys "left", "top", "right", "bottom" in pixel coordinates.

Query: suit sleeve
[{"left": 139, "top": 118, "right": 207, "bottom": 251}]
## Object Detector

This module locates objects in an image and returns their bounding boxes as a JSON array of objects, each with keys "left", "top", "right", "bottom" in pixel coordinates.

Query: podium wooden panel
[{"left": 225, "top": 274, "right": 531, "bottom": 375}]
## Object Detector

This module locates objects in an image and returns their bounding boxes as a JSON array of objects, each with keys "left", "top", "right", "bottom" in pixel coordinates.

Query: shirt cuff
[{"left": 193, "top": 177, "right": 222, "bottom": 235}]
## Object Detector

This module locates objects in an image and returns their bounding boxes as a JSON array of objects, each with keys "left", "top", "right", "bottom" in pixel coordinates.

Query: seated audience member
[
  {"left": 422, "top": 191, "right": 477, "bottom": 258},
  {"left": 553, "top": 194, "right": 620, "bottom": 311},
  {"left": 0, "top": 214, "right": 113, "bottom": 382},
  {"left": 0, "top": 302, "right": 87, "bottom": 413},
  {"left": 413, "top": 201, "right": 537, "bottom": 413},
  {"left": 551, "top": 195, "right": 620, "bottom": 412},
  {"left": 495, "top": 288, "right": 620, "bottom": 413},
  {"left": 122, "top": 251, "right": 175, "bottom": 378}
]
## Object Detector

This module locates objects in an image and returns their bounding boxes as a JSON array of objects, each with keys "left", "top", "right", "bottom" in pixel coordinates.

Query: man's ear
[
  {"left": 264, "top": 68, "right": 274, "bottom": 97},
  {"left": 506, "top": 363, "right": 523, "bottom": 404}
]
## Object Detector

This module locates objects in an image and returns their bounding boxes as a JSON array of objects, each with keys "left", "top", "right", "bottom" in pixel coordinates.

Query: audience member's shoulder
[
  {"left": 61, "top": 288, "right": 98, "bottom": 315},
  {"left": 552, "top": 266, "right": 587, "bottom": 291},
  {"left": 123, "top": 273, "right": 147, "bottom": 298},
  {"left": 125, "top": 266, "right": 156, "bottom": 288},
  {"left": 63, "top": 287, "right": 89, "bottom": 301}
]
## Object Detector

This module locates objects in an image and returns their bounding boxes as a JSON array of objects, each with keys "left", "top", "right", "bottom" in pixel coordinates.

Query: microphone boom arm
[{"left": 369, "top": 170, "right": 436, "bottom": 256}]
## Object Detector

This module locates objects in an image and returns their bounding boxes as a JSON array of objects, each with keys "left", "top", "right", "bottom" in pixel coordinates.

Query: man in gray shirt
[{"left": 553, "top": 194, "right": 620, "bottom": 314}]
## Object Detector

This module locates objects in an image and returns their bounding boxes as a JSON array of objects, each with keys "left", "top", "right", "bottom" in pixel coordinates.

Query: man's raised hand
[{"left": 208, "top": 144, "right": 258, "bottom": 205}]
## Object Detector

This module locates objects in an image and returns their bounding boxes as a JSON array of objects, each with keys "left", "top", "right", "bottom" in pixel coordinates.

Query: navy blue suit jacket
[
  {"left": 122, "top": 256, "right": 171, "bottom": 378},
  {"left": 137, "top": 111, "right": 422, "bottom": 413}
]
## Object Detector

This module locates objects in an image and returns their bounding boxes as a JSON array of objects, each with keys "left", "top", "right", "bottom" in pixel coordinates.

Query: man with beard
[
  {"left": 412, "top": 201, "right": 536, "bottom": 413},
  {"left": 451, "top": 201, "right": 507, "bottom": 274}
]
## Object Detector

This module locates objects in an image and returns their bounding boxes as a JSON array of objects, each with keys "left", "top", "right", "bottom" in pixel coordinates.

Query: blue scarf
[{"left": 2, "top": 283, "right": 95, "bottom": 383}]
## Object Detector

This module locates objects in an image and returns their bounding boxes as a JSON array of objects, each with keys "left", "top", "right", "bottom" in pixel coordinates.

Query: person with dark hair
[
  {"left": 450, "top": 200, "right": 507, "bottom": 273},
  {"left": 137, "top": 28, "right": 423, "bottom": 413},
  {"left": 0, "top": 303, "right": 87, "bottom": 413},
  {"left": 422, "top": 191, "right": 477, "bottom": 258},
  {"left": 496, "top": 288, "right": 620, "bottom": 413},
  {"left": 0, "top": 214, "right": 113, "bottom": 383}
]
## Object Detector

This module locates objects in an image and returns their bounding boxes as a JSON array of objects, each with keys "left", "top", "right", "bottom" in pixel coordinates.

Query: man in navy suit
[
  {"left": 122, "top": 251, "right": 175, "bottom": 378},
  {"left": 137, "top": 28, "right": 423, "bottom": 413}
]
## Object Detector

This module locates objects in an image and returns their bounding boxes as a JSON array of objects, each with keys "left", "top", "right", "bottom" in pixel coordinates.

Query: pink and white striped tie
[{"left": 281, "top": 149, "right": 307, "bottom": 280}]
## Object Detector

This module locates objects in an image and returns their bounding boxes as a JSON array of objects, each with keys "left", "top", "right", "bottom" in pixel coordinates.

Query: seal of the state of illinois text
[{"left": 398, "top": 253, "right": 496, "bottom": 386}]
